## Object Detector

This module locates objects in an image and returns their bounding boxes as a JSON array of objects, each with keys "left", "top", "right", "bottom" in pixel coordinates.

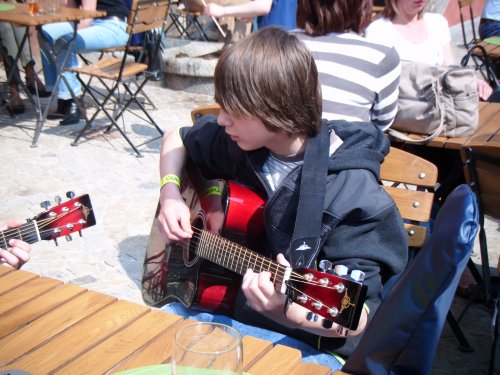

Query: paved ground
[{"left": 1, "top": 21, "right": 499, "bottom": 374}]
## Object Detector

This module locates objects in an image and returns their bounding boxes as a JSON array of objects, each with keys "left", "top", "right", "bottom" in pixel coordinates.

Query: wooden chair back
[
  {"left": 191, "top": 103, "right": 222, "bottom": 123},
  {"left": 128, "top": 0, "right": 170, "bottom": 35},
  {"left": 380, "top": 147, "right": 438, "bottom": 248}
]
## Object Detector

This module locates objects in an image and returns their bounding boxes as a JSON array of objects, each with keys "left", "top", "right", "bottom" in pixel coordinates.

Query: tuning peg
[
  {"left": 350, "top": 270, "right": 365, "bottom": 282},
  {"left": 322, "top": 319, "right": 334, "bottom": 329},
  {"left": 54, "top": 195, "right": 62, "bottom": 204},
  {"left": 53, "top": 238, "right": 59, "bottom": 246},
  {"left": 334, "top": 265, "right": 348, "bottom": 277},
  {"left": 65, "top": 235, "right": 72, "bottom": 242},
  {"left": 318, "top": 259, "right": 333, "bottom": 273},
  {"left": 66, "top": 191, "right": 75, "bottom": 199},
  {"left": 40, "top": 200, "right": 51, "bottom": 210},
  {"left": 306, "top": 312, "right": 319, "bottom": 322}
]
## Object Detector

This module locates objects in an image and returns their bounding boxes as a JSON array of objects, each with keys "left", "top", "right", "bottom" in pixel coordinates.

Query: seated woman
[
  {"left": 365, "top": 0, "right": 492, "bottom": 100},
  {"left": 38, "top": 0, "right": 129, "bottom": 126},
  {"left": 294, "top": 0, "right": 401, "bottom": 130}
]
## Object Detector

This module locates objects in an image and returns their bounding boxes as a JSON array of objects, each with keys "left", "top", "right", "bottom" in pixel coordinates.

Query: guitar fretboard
[
  {"left": 194, "top": 229, "right": 287, "bottom": 288},
  {"left": 0, "top": 221, "right": 40, "bottom": 249}
]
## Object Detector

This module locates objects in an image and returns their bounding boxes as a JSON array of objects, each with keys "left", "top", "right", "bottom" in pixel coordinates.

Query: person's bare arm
[
  {"left": 204, "top": 0, "right": 272, "bottom": 18},
  {"left": 78, "top": 0, "right": 97, "bottom": 29},
  {"left": 157, "top": 129, "right": 193, "bottom": 243}
]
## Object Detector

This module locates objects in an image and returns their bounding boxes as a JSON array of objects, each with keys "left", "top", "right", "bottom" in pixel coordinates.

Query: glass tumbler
[{"left": 172, "top": 322, "right": 243, "bottom": 375}]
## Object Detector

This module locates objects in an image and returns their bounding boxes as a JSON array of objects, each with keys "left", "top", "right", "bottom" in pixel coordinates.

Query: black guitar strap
[{"left": 289, "top": 121, "right": 330, "bottom": 268}]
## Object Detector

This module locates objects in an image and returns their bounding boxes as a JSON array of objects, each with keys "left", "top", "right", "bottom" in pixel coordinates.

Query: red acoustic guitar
[
  {"left": 0, "top": 194, "right": 96, "bottom": 248},
  {"left": 142, "top": 167, "right": 367, "bottom": 330}
]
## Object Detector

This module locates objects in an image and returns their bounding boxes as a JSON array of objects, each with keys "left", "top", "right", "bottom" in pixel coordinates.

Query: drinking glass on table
[
  {"left": 27, "top": 0, "right": 39, "bottom": 15},
  {"left": 172, "top": 322, "right": 243, "bottom": 375}
]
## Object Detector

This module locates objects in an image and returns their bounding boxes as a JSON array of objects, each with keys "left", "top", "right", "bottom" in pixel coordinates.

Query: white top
[
  {"left": 482, "top": 0, "right": 500, "bottom": 21},
  {"left": 365, "top": 13, "right": 451, "bottom": 66}
]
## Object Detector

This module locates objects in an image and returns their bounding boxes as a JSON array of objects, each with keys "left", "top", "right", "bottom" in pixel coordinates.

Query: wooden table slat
[
  {"left": 290, "top": 362, "right": 334, "bottom": 375},
  {"left": 0, "top": 289, "right": 116, "bottom": 364},
  {"left": 0, "top": 266, "right": 13, "bottom": 277},
  {"left": 0, "top": 299, "right": 152, "bottom": 374},
  {"left": 461, "top": 104, "right": 500, "bottom": 147},
  {"left": 247, "top": 344, "right": 303, "bottom": 375},
  {"left": 0, "top": 269, "right": 39, "bottom": 295},
  {"left": 0, "top": 283, "right": 85, "bottom": 339},
  {"left": 0, "top": 276, "right": 62, "bottom": 315},
  {"left": 53, "top": 309, "right": 183, "bottom": 374},
  {"left": 109, "top": 318, "right": 196, "bottom": 373}
]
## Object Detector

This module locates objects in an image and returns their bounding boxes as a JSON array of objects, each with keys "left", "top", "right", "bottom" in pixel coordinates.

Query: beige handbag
[{"left": 389, "top": 61, "right": 479, "bottom": 143}]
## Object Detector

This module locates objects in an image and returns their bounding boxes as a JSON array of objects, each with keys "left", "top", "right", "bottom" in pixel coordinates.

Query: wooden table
[
  {"left": 0, "top": 265, "right": 332, "bottom": 375},
  {"left": 389, "top": 101, "right": 500, "bottom": 150},
  {"left": 0, "top": 3, "right": 106, "bottom": 147}
]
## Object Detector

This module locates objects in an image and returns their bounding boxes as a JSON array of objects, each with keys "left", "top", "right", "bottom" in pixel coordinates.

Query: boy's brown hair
[
  {"left": 214, "top": 26, "right": 322, "bottom": 137},
  {"left": 296, "top": 0, "right": 373, "bottom": 36}
]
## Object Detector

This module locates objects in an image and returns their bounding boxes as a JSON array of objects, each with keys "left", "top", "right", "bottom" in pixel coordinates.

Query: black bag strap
[{"left": 288, "top": 121, "right": 330, "bottom": 268}]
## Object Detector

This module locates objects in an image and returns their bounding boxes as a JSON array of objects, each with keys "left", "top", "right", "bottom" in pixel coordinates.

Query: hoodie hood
[{"left": 326, "top": 120, "right": 390, "bottom": 180}]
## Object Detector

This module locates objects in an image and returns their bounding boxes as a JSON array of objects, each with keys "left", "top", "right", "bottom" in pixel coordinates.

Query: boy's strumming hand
[{"left": 158, "top": 185, "right": 193, "bottom": 244}]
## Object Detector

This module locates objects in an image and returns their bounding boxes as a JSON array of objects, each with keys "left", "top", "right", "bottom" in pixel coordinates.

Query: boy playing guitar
[{"left": 155, "top": 27, "right": 408, "bottom": 368}]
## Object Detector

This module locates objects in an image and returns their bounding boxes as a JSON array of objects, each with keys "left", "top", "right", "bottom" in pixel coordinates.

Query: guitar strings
[{"left": 181, "top": 227, "right": 309, "bottom": 284}]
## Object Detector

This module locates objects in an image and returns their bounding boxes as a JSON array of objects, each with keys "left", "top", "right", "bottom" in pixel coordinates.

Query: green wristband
[{"left": 160, "top": 174, "right": 180, "bottom": 189}]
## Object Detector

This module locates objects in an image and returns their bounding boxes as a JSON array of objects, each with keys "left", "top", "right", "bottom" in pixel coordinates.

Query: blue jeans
[
  {"left": 479, "top": 20, "right": 500, "bottom": 40},
  {"left": 38, "top": 18, "right": 128, "bottom": 100},
  {"left": 161, "top": 302, "right": 343, "bottom": 371}
]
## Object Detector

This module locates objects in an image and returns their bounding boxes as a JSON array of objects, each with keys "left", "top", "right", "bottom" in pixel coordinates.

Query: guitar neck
[
  {"left": 195, "top": 229, "right": 288, "bottom": 287},
  {"left": 0, "top": 221, "right": 40, "bottom": 249}
]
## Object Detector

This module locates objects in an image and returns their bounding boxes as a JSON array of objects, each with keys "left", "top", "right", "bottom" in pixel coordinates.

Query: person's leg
[
  {"left": 54, "top": 18, "right": 128, "bottom": 100},
  {"left": 161, "top": 303, "right": 343, "bottom": 370},
  {"left": 38, "top": 21, "right": 74, "bottom": 93},
  {"left": 479, "top": 21, "right": 500, "bottom": 40},
  {"left": 10, "top": 24, "right": 32, "bottom": 69},
  {"left": 0, "top": 23, "right": 25, "bottom": 114}
]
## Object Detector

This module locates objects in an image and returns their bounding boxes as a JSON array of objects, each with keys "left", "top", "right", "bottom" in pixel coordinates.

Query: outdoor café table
[
  {"left": 388, "top": 101, "right": 500, "bottom": 197},
  {"left": 0, "top": 2, "right": 106, "bottom": 147},
  {"left": 0, "top": 265, "right": 332, "bottom": 375}
]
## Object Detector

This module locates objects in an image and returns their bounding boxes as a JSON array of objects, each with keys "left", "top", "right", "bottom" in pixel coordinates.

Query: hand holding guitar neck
[
  {"left": 0, "top": 192, "right": 96, "bottom": 269},
  {"left": 0, "top": 221, "right": 32, "bottom": 269}
]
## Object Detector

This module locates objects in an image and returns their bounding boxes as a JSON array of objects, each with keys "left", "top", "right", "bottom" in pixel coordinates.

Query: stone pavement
[{"left": 1, "top": 29, "right": 499, "bottom": 375}]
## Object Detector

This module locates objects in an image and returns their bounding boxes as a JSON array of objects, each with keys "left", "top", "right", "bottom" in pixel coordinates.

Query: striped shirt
[{"left": 295, "top": 31, "right": 401, "bottom": 130}]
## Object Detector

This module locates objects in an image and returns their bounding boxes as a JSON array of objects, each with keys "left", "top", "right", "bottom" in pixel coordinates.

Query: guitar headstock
[
  {"left": 287, "top": 267, "right": 367, "bottom": 330},
  {"left": 33, "top": 194, "right": 96, "bottom": 241}
]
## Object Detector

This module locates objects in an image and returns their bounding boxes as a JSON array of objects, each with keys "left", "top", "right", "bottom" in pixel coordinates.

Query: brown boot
[
  {"left": 24, "top": 61, "right": 51, "bottom": 98},
  {"left": 6, "top": 83, "right": 25, "bottom": 115}
]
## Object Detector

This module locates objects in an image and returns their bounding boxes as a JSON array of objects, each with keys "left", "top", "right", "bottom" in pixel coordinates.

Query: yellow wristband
[
  {"left": 160, "top": 174, "right": 180, "bottom": 189},
  {"left": 202, "top": 186, "right": 222, "bottom": 198}
]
